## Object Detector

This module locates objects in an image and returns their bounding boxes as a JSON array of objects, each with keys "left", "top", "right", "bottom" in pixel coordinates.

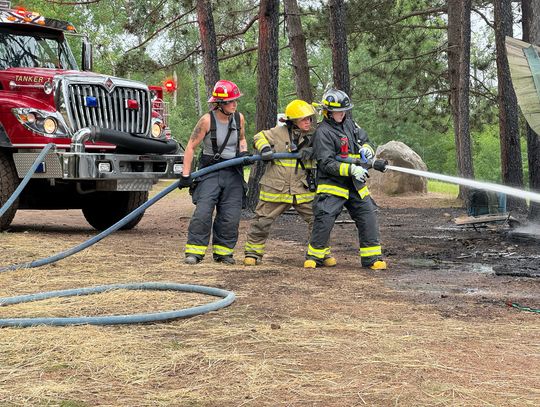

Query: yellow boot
[
  {"left": 323, "top": 257, "right": 337, "bottom": 267},
  {"left": 243, "top": 257, "right": 258, "bottom": 266},
  {"left": 304, "top": 259, "right": 317, "bottom": 268},
  {"left": 369, "top": 260, "right": 387, "bottom": 270}
]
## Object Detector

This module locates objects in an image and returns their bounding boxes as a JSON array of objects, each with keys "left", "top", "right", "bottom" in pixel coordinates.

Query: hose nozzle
[
  {"left": 353, "top": 158, "right": 388, "bottom": 172},
  {"left": 372, "top": 159, "right": 388, "bottom": 173}
]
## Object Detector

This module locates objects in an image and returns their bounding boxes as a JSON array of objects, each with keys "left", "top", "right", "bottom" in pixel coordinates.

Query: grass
[{"left": 428, "top": 180, "right": 459, "bottom": 196}]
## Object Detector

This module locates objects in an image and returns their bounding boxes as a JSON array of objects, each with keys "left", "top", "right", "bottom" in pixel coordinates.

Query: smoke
[{"left": 513, "top": 224, "right": 540, "bottom": 237}]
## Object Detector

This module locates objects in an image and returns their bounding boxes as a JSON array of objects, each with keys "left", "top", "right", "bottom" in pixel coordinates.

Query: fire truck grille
[{"left": 66, "top": 84, "right": 150, "bottom": 135}]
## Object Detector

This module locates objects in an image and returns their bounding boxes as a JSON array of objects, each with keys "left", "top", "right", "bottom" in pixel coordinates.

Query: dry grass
[{"left": 0, "top": 191, "right": 538, "bottom": 406}]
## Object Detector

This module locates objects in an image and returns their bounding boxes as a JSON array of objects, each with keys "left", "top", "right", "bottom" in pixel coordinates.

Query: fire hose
[{"left": 0, "top": 146, "right": 310, "bottom": 327}]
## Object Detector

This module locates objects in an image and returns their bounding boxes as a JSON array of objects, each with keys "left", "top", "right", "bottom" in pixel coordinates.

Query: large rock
[{"left": 369, "top": 141, "right": 427, "bottom": 195}]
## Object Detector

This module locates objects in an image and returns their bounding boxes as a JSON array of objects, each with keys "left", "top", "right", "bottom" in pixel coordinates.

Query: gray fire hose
[{"left": 0, "top": 147, "right": 300, "bottom": 327}]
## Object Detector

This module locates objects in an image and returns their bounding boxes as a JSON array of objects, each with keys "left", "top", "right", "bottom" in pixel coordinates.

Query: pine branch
[
  {"left": 218, "top": 46, "right": 258, "bottom": 61},
  {"left": 388, "top": 6, "right": 448, "bottom": 25},
  {"left": 470, "top": 73, "right": 497, "bottom": 102},
  {"left": 45, "top": 0, "right": 101, "bottom": 4},
  {"left": 157, "top": 46, "right": 201, "bottom": 70},
  {"left": 216, "top": 14, "right": 259, "bottom": 43},
  {"left": 471, "top": 7, "right": 494, "bottom": 29},
  {"left": 351, "top": 44, "right": 450, "bottom": 78},
  {"left": 125, "top": 7, "right": 196, "bottom": 53},
  {"left": 357, "top": 89, "right": 449, "bottom": 103},
  {"left": 397, "top": 24, "right": 447, "bottom": 30}
]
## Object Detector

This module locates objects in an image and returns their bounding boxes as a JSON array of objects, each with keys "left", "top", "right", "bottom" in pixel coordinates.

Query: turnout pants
[
  {"left": 307, "top": 190, "right": 382, "bottom": 267},
  {"left": 184, "top": 167, "right": 244, "bottom": 259},
  {"left": 244, "top": 198, "right": 313, "bottom": 260}
]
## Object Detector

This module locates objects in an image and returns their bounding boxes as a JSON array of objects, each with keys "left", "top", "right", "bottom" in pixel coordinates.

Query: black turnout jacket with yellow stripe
[{"left": 313, "top": 117, "right": 374, "bottom": 200}]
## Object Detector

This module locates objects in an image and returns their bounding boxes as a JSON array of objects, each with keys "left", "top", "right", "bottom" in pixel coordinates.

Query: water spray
[{"left": 386, "top": 165, "right": 540, "bottom": 204}]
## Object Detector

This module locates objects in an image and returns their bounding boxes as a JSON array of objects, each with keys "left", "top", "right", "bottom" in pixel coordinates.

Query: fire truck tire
[
  {"left": 0, "top": 151, "right": 19, "bottom": 230},
  {"left": 82, "top": 191, "right": 148, "bottom": 231}
]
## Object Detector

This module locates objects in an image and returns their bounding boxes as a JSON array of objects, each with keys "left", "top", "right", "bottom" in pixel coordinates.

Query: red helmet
[{"left": 208, "top": 80, "right": 243, "bottom": 103}]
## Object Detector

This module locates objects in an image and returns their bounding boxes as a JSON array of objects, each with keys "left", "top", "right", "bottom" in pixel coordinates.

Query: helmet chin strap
[{"left": 218, "top": 103, "right": 233, "bottom": 116}]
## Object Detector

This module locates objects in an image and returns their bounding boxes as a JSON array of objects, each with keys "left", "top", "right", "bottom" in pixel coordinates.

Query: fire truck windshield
[{"left": 0, "top": 27, "right": 78, "bottom": 70}]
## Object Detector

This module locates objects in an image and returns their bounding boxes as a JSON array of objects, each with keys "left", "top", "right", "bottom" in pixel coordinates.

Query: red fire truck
[{"left": 0, "top": 2, "right": 184, "bottom": 230}]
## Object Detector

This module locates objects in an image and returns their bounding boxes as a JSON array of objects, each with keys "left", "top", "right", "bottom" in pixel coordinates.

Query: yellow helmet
[{"left": 285, "top": 99, "right": 316, "bottom": 120}]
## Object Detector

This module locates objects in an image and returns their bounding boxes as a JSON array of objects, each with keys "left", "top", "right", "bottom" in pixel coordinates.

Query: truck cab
[{"left": 0, "top": 2, "right": 184, "bottom": 230}]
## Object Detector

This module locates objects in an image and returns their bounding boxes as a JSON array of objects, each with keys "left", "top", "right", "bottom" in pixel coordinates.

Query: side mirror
[{"left": 82, "top": 37, "right": 93, "bottom": 71}]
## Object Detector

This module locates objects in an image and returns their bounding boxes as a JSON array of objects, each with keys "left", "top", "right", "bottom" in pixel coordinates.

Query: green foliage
[
  {"left": 472, "top": 124, "right": 502, "bottom": 182},
  {"left": 428, "top": 180, "right": 459, "bottom": 196},
  {"left": 14, "top": 0, "right": 521, "bottom": 184}
]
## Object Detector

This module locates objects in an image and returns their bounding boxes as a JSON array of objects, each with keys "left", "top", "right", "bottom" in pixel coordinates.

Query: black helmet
[{"left": 321, "top": 89, "right": 354, "bottom": 111}]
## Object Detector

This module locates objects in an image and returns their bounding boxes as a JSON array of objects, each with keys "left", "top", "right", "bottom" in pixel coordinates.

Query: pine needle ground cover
[{"left": 0, "top": 189, "right": 538, "bottom": 406}]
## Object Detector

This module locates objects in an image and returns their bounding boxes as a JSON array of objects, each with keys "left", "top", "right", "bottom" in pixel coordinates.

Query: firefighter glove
[
  {"left": 260, "top": 146, "right": 274, "bottom": 161},
  {"left": 359, "top": 145, "right": 375, "bottom": 161},
  {"left": 298, "top": 147, "right": 314, "bottom": 161},
  {"left": 178, "top": 174, "right": 193, "bottom": 189},
  {"left": 237, "top": 150, "right": 254, "bottom": 165},
  {"left": 350, "top": 164, "right": 369, "bottom": 183}
]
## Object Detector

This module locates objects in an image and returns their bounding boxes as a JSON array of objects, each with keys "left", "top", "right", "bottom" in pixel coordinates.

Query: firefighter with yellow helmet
[{"left": 243, "top": 99, "right": 336, "bottom": 266}]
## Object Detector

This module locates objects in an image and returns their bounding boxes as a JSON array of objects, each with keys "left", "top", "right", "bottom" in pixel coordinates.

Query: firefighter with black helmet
[
  {"left": 243, "top": 99, "right": 336, "bottom": 267},
  {"left": 179, "top": 80, "right": 248, "bottom": 265},
  {"left": 304, "top": 89, "right": 387, "bottom": 270}
]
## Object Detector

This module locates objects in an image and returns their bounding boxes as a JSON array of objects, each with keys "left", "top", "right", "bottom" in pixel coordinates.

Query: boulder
[{"left": 369, "top": 141, "right": 428, "bottom": 195}]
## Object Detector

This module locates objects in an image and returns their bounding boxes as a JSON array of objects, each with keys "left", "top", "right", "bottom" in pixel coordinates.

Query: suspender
[{"left": 209, "top": 111, "right": 241, "bottom": 160}]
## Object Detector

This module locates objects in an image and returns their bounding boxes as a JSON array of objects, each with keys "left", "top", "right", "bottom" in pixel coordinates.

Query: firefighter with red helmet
[
  {"left": 304, "top": 89, "right": 387, "bottom": 270},
  {"left": 179, "top": 80, "right": 248, "bottom": 265},
  {"left": 243, "top": 99, "right": 336, "bottom": 267}
]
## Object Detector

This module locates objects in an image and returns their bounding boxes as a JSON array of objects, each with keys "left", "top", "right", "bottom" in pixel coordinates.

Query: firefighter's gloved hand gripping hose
[{"left": 0, "top": 149, "right": 299, "bottom": 327}]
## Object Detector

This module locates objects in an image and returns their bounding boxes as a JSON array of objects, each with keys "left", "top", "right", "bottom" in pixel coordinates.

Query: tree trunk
[
  {"left": 494, "top": 0, "right": 526, "bottom": 212},
  {"left": 447, "top": 0, "right": 474, "bottom": 203},
  {"left": 522, "top": 0, "right": 540, "bottom": 220},
  {"left": 197, "top": 0, "right": 220, "bottom": 98},
  {"left": 284, "top": 0, "right": 313, "bottom": 102},
  {"left": 246, "top": 0, "right": 280, "bottom": 212},
  {"left": 328, "top": 0, "right": 350, "bottom": 94}
]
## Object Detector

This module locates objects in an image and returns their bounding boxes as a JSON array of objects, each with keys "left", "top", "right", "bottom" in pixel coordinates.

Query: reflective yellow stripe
[
  {"left": 245, "top": 242, "right": 265, "bottom": 254},
  {"left": 274, "top": 159, "right": 298, "bottom": 168},
  {"left": 213, "top": 245, "right": 234, "bottom": 256},
  {"left": 308, "top": 244, "right": 328, "bottom": 259},
  {"left": 358, "top": 186, "right": 370, "bottom": 199},
  {"left": 339, "top": 163, "right": 350, "bottom": 176},
  {"left": 185, "top": 244, "right": 207, "bottom": 255},
  {"left": 323, "top": 100, "right": 341, "bottom": 107},
  {"left": 273, "top": 159, "right": 313, "bottom": 169},
  {"left": 254, "top": 133, "right": 270, "bottom": 151},
  {"left": 316, "top": 184, "right": 349, "bottom": 199},
  {"left": 349, "top": 153, "right": 361, "bottom": 159},
  {"left": 295, "top": 193, "right": 315, "bottom": 204},
  {"left": 213, "top": 92, "right": 228, "bottom": 97},
  {"left": 359, "top": 246, "right": 382, "bottom": 257},
  {"left": 362, "top": 144, "right": 375, "bottom": 156},
  {"left": 260, "top": 190, "right": 294, "bottom": 203}
]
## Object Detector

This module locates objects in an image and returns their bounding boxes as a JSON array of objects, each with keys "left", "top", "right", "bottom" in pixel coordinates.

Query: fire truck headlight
[
  {"left": 43, "top": 117, "right": 58, "bottom": 134},
  {"left": 151, "top": 118, "right": 163, "bottom": 138},
  {"left": 26, "top": 113, "right": 36, "bottom": 123},
  {"left": 12, "top": 108, "right": 69, "bottom": 138}
]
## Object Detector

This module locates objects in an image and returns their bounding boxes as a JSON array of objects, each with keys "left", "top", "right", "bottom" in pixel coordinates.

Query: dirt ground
[{"left": 0, "top": 183, "right": 539, "bottom": 406}]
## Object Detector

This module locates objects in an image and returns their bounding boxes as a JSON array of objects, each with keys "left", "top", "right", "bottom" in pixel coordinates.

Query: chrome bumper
[{"left": 13, "top": 150, "right": 184, "bottom": 190}]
